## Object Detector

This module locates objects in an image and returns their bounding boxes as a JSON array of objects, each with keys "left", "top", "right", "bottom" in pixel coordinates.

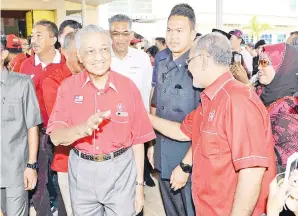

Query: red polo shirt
[
  {"left": 181, "top": 72, "right": 276, "bottom": 216},
  {"left": 47, "top": 70, "right": 156, "bottom": 154},
  {"left": 20, "top": 52, "right": 66, "bottom": 126},
  {"left": 42, "top": 64, "right": 72, "bottom": 172},
  {"left": 9, "top": 53, "right": 27, "bottom": 72}
]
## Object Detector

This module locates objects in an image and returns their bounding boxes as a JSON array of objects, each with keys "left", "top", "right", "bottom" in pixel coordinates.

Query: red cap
[{"left": 6, "top": 34, "right": 21, "bottom": 49}]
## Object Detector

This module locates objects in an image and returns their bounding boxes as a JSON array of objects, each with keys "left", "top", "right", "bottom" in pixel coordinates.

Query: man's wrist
[{"left": 27, "top": 162, "right": 38, "bottom": 170}]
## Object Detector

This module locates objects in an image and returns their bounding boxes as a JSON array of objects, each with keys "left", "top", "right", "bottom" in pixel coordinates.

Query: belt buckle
[{"left": 93, "top": 154, "right": 104, "bottom": 162}]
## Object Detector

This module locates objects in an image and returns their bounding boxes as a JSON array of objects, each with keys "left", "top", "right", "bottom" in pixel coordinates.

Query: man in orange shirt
[
  {"left": 43, "top": 32, "right": 84, "bottom": 216},
  {"left": 149, "top": 32, "right": 276, "bottom": 216}
]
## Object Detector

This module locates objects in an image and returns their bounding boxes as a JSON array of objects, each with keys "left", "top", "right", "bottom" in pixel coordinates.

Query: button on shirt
[
  {"left": 47, "top": 70, "right": 156, "bottom": 154},
  {"left": 152, "top": 50, "right": 201, "bottom": 179},
  {"left": 111, "top": 47, "right": 153, "bottom": 111},
  {"left": 1, "top": 68, "right": 42, "bottom": 187},
  {"left": 181, "top": 72, "right": 276, "bottom": 216}
]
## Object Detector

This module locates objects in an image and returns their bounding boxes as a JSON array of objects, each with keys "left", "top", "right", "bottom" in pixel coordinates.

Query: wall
[{"left": 1, "top": 0, "right": 66, "bottom": 25}]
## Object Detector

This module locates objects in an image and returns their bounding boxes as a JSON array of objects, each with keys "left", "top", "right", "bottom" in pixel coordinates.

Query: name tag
[{"left": 116, "top": 112, "right": 128, "bottom": 117}]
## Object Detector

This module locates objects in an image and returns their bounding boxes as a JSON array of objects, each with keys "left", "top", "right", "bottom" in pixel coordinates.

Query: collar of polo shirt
[
  {"left": 81, "top": 71, "right": 118, "bottom": 93},
  {"left": 203, "top": 72, "right": 235, "bottom": 100},
  {"left": 34, "top": 49, "right": 61, "bottom": 68}
]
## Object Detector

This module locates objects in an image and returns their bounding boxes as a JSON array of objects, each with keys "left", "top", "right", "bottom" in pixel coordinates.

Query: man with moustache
[
  {"left": 19, "top": 19, "right": 67, "bottom": 215},
  {"left": 47, "top": 25, "right": 156, "bottom": 216},
  {"left": 149, "top": 4, "right": 200, "bottom": 216}
]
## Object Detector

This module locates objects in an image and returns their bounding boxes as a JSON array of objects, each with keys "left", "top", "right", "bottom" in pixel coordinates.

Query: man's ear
[
  {"left": 190, "top": 30, "right": 196, "bottom": 42},
  {"left": 1, "top": 50, "right": 9, "bottom": 62},
  {"left": 51, "top": 36, "right": 58, "bottom": 46}
]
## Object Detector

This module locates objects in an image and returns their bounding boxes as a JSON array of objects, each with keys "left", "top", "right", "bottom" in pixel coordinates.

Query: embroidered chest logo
[
  {"left": 116, "top": 103, "right": 125, "bottom": 112},
  {"left": 74, "top": 95, "right": 84, "bottom": 104},
  {"left": 208, "top": 110, "right": 216, "bottom": 122}
]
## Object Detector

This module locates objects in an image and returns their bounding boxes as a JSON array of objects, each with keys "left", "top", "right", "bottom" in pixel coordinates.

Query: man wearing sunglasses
[{"left": 149, "top": 32, "right": 276, "bottom": 216}]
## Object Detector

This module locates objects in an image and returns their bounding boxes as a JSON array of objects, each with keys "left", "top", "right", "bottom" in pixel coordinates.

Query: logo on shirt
[
  {"left": 116, "top": 103, "right": 125, "bottom": 112},
  {"left": 74, "top": 95, "right": 84, "bottom": 104},
  {"left": 30, "top": 74, "right": 35, "bottom": 79},
  {"left": 208, "top": 110, "right": 216, "bottom": 122}
]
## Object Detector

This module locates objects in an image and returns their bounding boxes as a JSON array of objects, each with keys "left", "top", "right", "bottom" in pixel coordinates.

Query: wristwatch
[
  {"left": 27, "top": 162, "right": 38, "bottom": 170},
  {"left": 180, "top": 162, "right": 192, "bottom": 173}
]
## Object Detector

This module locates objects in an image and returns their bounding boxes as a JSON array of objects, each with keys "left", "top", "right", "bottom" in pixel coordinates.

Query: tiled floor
[{"left": 143, "top": 176, "right": 166, "bottom": 216}]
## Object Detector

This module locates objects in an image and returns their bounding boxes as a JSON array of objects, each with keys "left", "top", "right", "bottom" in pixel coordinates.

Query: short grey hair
[
  {"left": 195, "top": 32, "right": 232, "bottom": 66},
  {"left": 108, "top": 14, "right": 132, "bottom": 30},
  {"left": 75, "top": 24, "right": 112, "bottom": 51},
  {"left": 63, "top": 32, "right": 76, "bottom": 50}
]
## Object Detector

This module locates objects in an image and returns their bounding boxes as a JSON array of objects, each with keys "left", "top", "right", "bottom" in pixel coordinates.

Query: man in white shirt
[
  {"left": 108, "top": 14, "right": 153, "bottom": 111},
  {"left": 229, "top": 29, "right": 253, "bottom": 77}
]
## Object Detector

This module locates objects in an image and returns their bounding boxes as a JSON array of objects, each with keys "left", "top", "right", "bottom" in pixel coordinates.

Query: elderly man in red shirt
[
  {"left": 47, "top": 25, "right": 156, "bottom": 216},
  {"left": 149, "top": 32, "right": 276, "bottom": 216}
]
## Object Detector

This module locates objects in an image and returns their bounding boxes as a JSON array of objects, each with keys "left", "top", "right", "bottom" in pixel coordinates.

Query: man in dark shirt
[
  {"left": 1, "top": 35, "right": 42, "bottom": 216},
  {"left": 149, "top": 4, "right": 200, "bottom": 216}
]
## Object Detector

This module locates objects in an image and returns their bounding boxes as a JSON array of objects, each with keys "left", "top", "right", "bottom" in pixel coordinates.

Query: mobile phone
[
  {"left": 234, "top": 54, "right": 241, "bottom": 63},
  {"left": 284, "top": 152, "right": 298, "bottom": 186}
]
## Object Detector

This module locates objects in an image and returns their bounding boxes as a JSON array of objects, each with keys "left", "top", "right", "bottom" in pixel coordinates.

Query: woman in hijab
[{"left": 231, "top": 43, "right": 298, "bottom": 169}]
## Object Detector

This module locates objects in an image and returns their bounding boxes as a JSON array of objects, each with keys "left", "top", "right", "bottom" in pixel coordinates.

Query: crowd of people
[{"left": 1, "top": 2, "right": 298, "bottom": 216}]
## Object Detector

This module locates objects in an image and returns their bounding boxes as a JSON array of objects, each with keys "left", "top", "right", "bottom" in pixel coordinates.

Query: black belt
[{"left": 72, "top": 147, "right": 128, "bottom": 162}]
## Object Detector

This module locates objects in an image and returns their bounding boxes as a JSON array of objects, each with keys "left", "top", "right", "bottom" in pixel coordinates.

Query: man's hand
[
  {"left": 147, "top": 144, "right": 154, "bottom": 169},
  {"left": 135, "top": 185, "right": 144, "bottom": 215},
  {"left": 170, "top": 165, "right": 189, "bottom": 191},
  {"left": 84, "top": 110, "right": 111, "bottom": 135},
  {"left": 24, "top": 168, "right": 37, "bottom": 191},
  {"left": 59, "top": 110, "right": 111, "bottom": 146}
]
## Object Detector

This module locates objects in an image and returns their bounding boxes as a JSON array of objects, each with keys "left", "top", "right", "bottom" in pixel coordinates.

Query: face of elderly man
[
  {"left": 77, "top": 32, "right": 111, "bottom": 76},
  {"left": 188, "top": 33, "right": 232, "bottom": 89}
]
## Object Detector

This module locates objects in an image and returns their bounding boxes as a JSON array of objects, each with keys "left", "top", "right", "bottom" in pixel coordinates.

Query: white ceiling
[{"left": 66, "top": 0, "right": 112, "bottom": 6}]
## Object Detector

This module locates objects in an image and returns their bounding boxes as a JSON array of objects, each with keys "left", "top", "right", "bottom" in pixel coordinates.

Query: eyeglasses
[
  {"left": 186, "top": 55, "right": 201, "bottom": 65},
  {"left": 111, "top": 31, "right": 131, "bottom": 37},
  {"left": 258, "top": 59, "right": 271, "bottom": 67}
]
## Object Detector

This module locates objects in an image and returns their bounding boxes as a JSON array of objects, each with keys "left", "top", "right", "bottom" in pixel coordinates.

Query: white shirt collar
[{"left": 35, "top": 49, "right": 61, "bottom": 68}]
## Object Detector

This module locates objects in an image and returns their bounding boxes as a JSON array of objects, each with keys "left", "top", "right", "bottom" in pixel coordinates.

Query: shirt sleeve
[
  {"left": 225, "top": 94, "right": 270, "bottom": 171},
  {"left": 130, "top": 82, "right": 156, "bottom": 145},
  {"left": 23, "top": 78, "right": 43, "bottom": 129},
  {"left": 180, "top": 108, "right": 199, "bottom": 139},
  {"left": 46, "top": 84, "right": 69, "bottom": 134}
]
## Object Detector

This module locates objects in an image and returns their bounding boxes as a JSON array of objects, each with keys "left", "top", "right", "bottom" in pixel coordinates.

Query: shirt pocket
[
  {"left": 170, "top": 88, "right": 192, "bottom": 120},
  {"left": 201, "top": 126, "right": 220, "bottom": 159},
  {"left": 2, "top": 99, "right": 21, "bottom": 122},
  {"left": 111, "top": 115, "right": 130, "bottom": 144}
]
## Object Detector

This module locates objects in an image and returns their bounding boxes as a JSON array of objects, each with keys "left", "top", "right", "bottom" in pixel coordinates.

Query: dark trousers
[{"left": 158, "top": 178, "right": 195, "bottom": 216}]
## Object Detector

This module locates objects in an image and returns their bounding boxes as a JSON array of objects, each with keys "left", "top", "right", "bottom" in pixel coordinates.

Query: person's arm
[
  {"left": 133, "top": 144, "right": 145, "bottom": 184},
  {"left": 230, "top": 167, "right": 266, "bottom": 216},
  {"left": 148, "top": 114, "right": 190, "bottom": 141},
  {"left": 23, "top": 78, "right": 43, "bottom": 191},
  {"left": 27, "top": 126, "right": 39, "bottom": 164},
  {"left": 50, "top": 112, "right": 110, "bottom": 146}
]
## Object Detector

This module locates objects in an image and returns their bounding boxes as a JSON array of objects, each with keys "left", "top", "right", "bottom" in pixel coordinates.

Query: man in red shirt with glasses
[
  {"left": 149, "top": 32, "right": 276, "bottom": 216},
  {"left": 47, "top": 25, "right": 156, "bottom": 216}
]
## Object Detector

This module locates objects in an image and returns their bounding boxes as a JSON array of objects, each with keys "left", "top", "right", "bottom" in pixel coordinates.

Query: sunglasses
[{"left": 258, "top": 59, "right": 271, "bottom": 67}]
